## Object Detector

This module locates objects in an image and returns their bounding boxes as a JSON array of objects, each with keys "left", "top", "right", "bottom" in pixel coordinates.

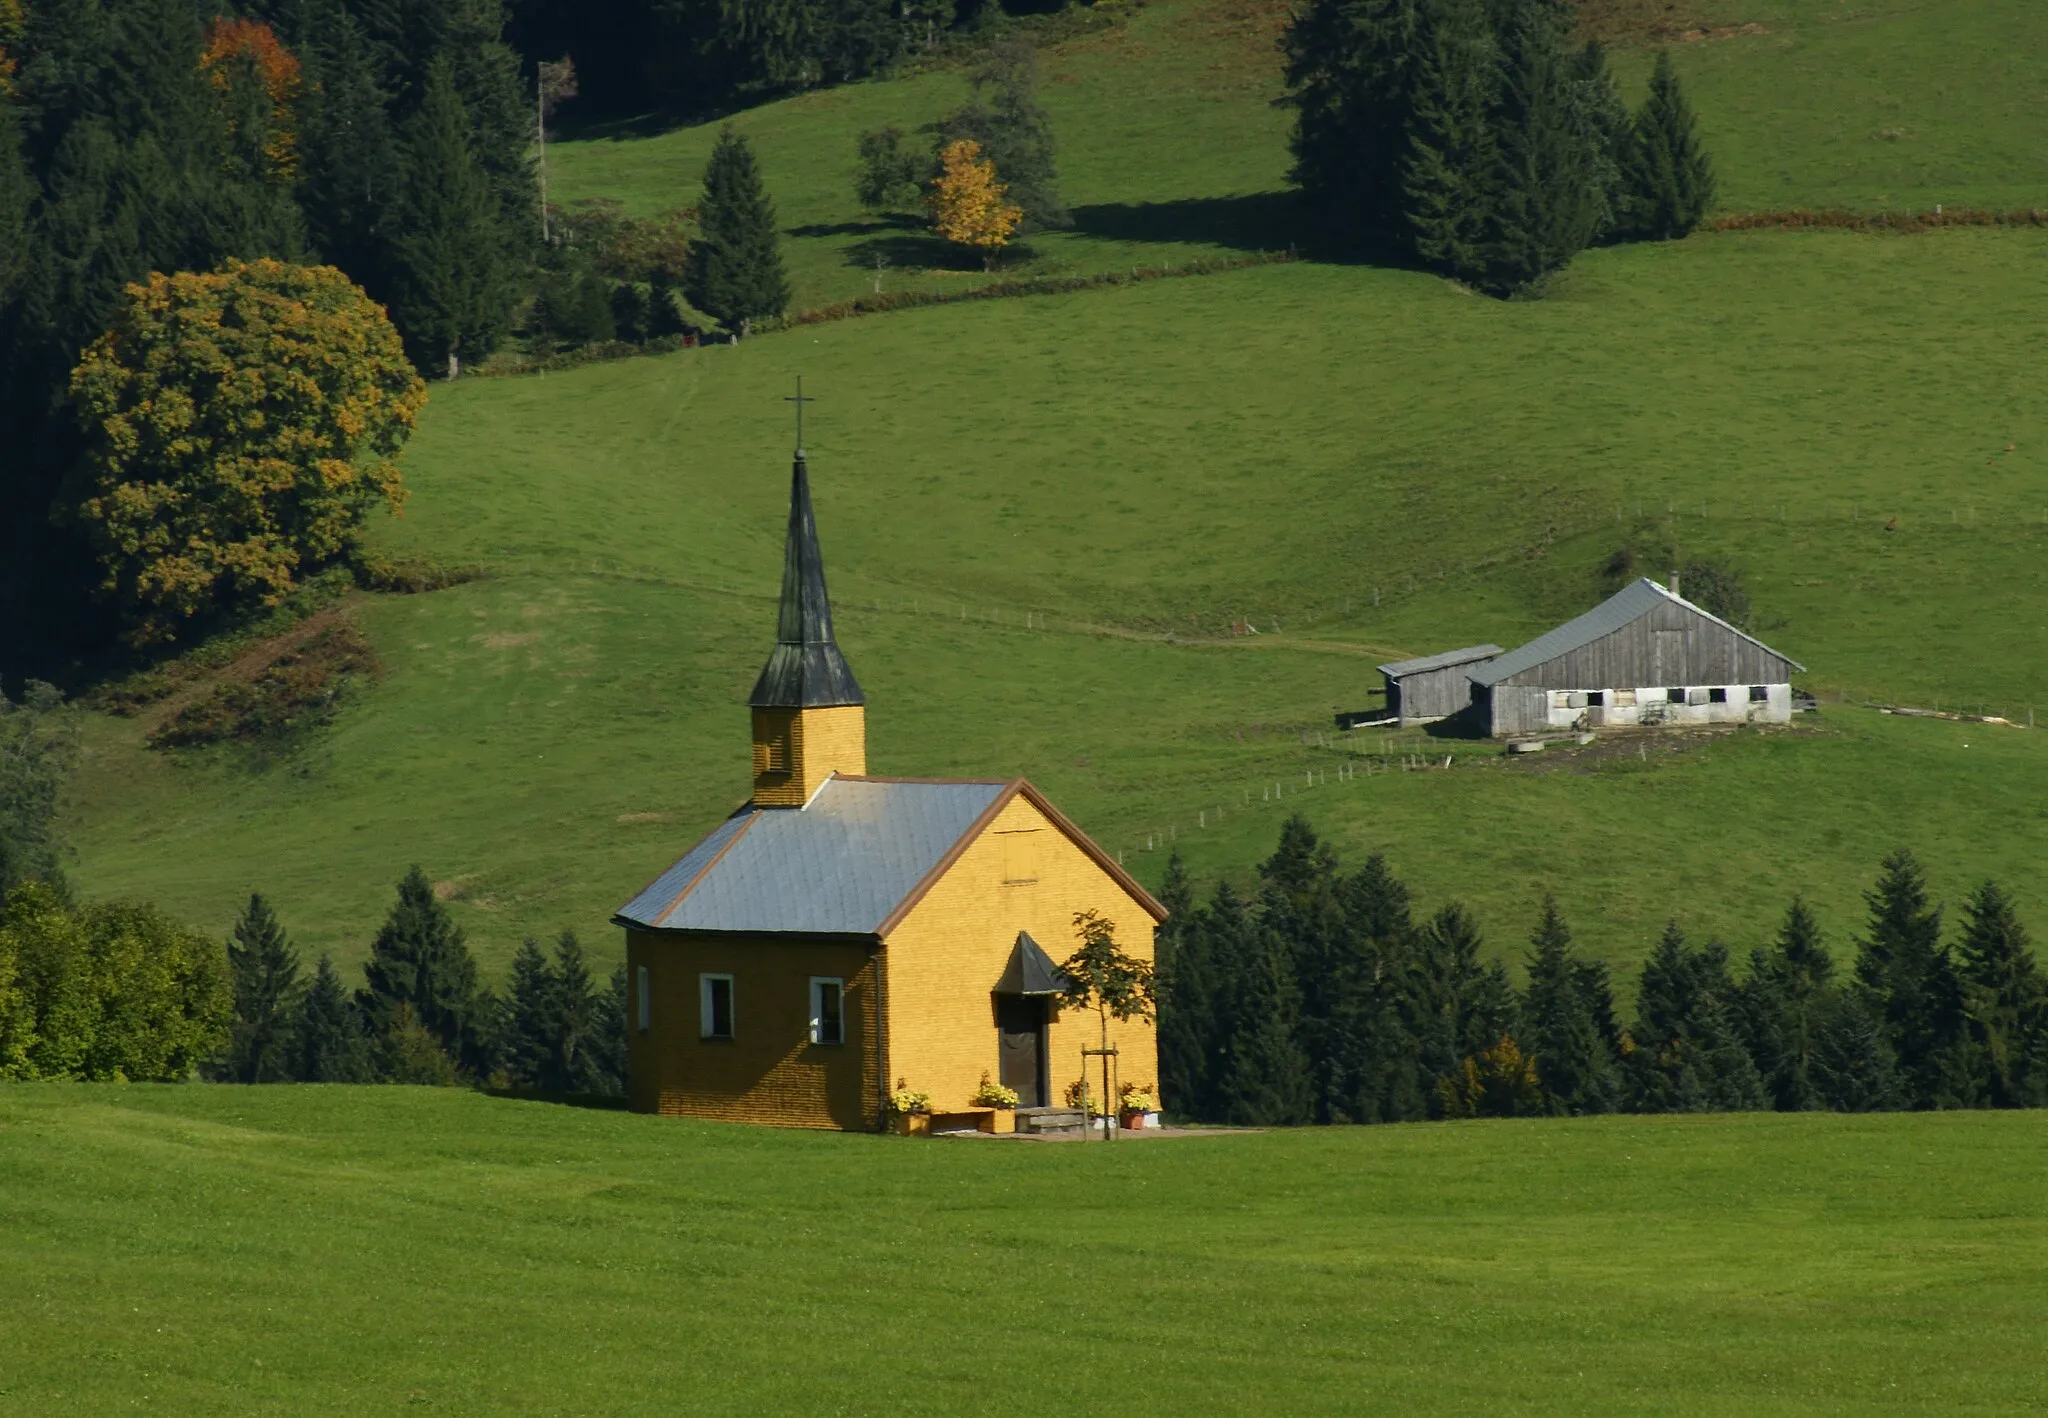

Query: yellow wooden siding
[
  {"left": 625, "top": 930, "right": 880, "bottom": 1128},
  {"left": 751, "top": 705, "right": 867, "bottom": 806},
  {"left": 882, "top": 794, "right": 1159, "bottom": 1113}
]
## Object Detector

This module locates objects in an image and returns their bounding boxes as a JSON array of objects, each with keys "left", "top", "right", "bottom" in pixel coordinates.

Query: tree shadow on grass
[
  {"left": 789, "top": 213, "right": 923, "bottom": 239},
  {"left": 1068, "top": 191, "right": 1307, "bottom": 253},
  {"left": 839, "top": 230, "right": 1042, "bottom": 275}
]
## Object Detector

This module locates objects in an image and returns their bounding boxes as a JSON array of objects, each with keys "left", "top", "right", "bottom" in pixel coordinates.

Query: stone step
[{"left": 1015, "top": 1108, "right": 1087, "bottom": 1132}]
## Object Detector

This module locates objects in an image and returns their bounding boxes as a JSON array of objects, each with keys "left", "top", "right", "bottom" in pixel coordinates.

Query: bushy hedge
[{"left": 0, "top": 883, "right": 231, "bottom": 1081}]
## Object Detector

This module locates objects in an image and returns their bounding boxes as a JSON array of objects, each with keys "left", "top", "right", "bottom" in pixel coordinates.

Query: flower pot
[
  {"left": 1119, "top": 1111, "right": 1146, "bottom": 1131},
  {"left": 889, "top": 1113, "right": 930, "bottom": 1137}
]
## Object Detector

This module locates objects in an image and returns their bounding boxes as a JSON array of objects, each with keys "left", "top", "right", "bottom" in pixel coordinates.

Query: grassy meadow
[
  {"left": 55, "top": 0, "right": 2048, "bottom": 986},
  {"left": 2, "top": 1085, "right": 2045, "bottom": 1414},
  {"left": 548, "top": 0, "right": 2048, "bottom": 309}
]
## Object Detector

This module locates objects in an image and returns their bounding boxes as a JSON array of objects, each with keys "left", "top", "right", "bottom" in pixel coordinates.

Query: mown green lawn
[{"left": 1, "top": 1086, "right": 2043, "bottom": 1415}]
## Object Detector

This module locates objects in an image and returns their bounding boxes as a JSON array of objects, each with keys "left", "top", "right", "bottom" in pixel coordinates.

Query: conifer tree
[
  {"left": 358, "top": 864, "right": 486, "bottom": 1075},
  {"left": 1410, "top": 900, "right": 1513, "bottom": 1110},
  {"left": 589, "top": 963, "right": 630, "bottom": 1097},
  {"left": 385, "top": 57, "right": 518, "bottom": 374},
  {"left": 219, "top": 893, "right": 303, "bottom": 1083},
  {"left": 1626, "top": 922, "right": 1765, "bottom": 1112},
  {"left": 1855, "top": 849, "right": 1971, "bottom": 1108},
  {"left": 0, "top": 90, "right": 32, "bottom": 313},
  {"left": 1615, "top": 49, "right": 1714, "bottom": 240},
  {"left": 1570, "top": 39, "right": 1631, "bottom": 242},
  {"left": 549, "top": 930, "right": 607, "bottom": 1094},
  {"left": 1324, "top": 851, "right": 1427, "bottom": 1123},
  {"left": 1154, "top": 853, "right": 1214, "bottom": 1120},
  {"left": 1476, "top": 0, "right": 1599, "bottom": 294},
  {"left": 1955, "top": 882, "right": 2048, "bottom": 1107},
  {"left": 1282, "top": 0, "right": 1425, "bottom": 247},
  {"left": 1735, "top": 896, "right": 1836, "bottom": 1110},
  {"left": 294, "top": 6, "right": 399, "bottom": 288},
  {"left": 1520, "top": 894, "right": 1619, "bottom": 1114},
  {"left": 683, "top": 125, "right": 788, "bottom": 337},
  {"left": 1177, "top": 878, "right": 1255, "bottom": 1122},
  {"left": 1218, "top": 926, "right": 1313, "bottom": 1127},
  {"left": 293, "top": 953, "right": 373, "bottom": 1082},
  {"left": 1401, "top": 0, "right": 1496, "bottom": 277},
  {"left": 498, "top": 935, "right": 557, "bottom": 1089},
  {"left": 1812, "top": 988, "right": 1902, "bottom": 1112}
]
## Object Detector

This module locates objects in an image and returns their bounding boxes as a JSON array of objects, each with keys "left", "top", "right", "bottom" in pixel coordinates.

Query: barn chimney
[{"left": 1669, "top": 567, "right": 1681, "bottom": 599}]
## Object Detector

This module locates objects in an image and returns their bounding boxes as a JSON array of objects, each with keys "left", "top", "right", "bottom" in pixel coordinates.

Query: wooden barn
[
  {"left": 1467, "top": 578, "right": 1804, "bottom": 739},
  {"left": 1377, "top": 645, "right": 1503, "bottom": 725}
]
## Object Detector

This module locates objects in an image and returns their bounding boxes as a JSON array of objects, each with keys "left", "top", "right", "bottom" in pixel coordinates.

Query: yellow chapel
[{"left": 614, "top": 441, "right": 1164, "bottom": 1131}]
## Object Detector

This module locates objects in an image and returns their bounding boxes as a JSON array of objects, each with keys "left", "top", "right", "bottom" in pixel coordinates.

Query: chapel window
[
  {"left": 700, "top": 973, "right": 734, "bottom": 1039},
  {"left": 810, "top": 977, "right": 845, "bottom": 1046}
]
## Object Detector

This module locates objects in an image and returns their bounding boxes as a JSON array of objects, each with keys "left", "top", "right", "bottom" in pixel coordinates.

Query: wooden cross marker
[{"left": 784, "top": 376, "right": 814, "bottom": 453}]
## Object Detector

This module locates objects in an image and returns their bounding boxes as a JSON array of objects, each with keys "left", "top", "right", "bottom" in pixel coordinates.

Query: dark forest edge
[{"left": 1157, "top": 816, "right": 2048, "bottom": 1125}]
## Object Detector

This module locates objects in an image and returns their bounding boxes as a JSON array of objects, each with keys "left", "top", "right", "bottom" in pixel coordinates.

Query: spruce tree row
[
  {"left": 1282, "top": 0, "right": 1714, "bottom": 294},
  {"left": 1160, "top": 823, "right": 2048, "bottom": 1124},
  {"left": 214, "top": 869, "right": 629, "bottom": 1092}
]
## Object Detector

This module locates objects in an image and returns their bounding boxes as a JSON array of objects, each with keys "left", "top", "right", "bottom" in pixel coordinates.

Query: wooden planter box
[{"left": 889, "top": 1113, "right": 931, "bottom": 1137}]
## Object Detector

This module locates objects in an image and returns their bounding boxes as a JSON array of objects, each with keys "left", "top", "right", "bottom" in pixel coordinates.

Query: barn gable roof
[
  {"left": 615, "top": 776, "right": 1166, "bottom": 936},
  {"left": 1468, "top": 579, "right": 1804, "bottom": 688},
  {"left": 1377, "top": 644, "right": 1503, "bottom": 678}
]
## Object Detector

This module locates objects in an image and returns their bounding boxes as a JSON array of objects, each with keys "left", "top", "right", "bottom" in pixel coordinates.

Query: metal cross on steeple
[{"left": 784, "top": 376, "right": 814, "bottom": 454}]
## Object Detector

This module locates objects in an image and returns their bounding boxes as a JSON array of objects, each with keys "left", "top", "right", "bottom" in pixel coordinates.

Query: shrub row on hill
[
  {"left": 1710, "top": 208, "right": 2048, "bottom": 234},
  {"left": 1160, "top": 820, "right": 2048, "bottom": 1124}
]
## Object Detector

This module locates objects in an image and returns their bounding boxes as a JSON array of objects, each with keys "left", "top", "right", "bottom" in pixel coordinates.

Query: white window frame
[
  {"left": 636, "top": 965, "right": 650, "bottom": 1034},
  {"left": 809, "top": 976, "right": 846, "bottom": 1046},
  {"left": 700, "top": 973, "right": 735, "bottom": 1040}
]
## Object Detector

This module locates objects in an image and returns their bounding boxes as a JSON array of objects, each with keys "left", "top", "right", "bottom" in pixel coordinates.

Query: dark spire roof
[
  {"left": 748, "top": 452, "right": 865, "bottom": 708},
  {"left": 995, "top": 930, "right": 1074, "bottom": 996}
]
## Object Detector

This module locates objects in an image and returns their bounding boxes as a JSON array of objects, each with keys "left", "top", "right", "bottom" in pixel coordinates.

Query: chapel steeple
[{"left": 747, "top": 409, "right": 867, "bottom": 807}]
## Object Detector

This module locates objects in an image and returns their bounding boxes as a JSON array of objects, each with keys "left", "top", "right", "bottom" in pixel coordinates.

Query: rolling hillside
[{"left": 57, "top": 0, "right": 2048, "bottom": 984}]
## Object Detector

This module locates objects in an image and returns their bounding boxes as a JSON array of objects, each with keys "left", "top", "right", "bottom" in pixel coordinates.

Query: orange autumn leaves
[
  {"left": 927, "top": 139, "right": 1022, "bottom": 265},
  {"left": 200, "top": 17, "right": 301, "bottom": 180},
  {"left": 70, "top": 261, "right": 426, "bottom": 645}
]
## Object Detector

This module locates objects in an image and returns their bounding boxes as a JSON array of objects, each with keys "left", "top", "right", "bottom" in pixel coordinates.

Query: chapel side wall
[
  {"left": 882, "top": 795, "right": 1160, "bottom": 1114},
  {"left": 625, "top": 929, "right": 880, "bottom": 1129}
]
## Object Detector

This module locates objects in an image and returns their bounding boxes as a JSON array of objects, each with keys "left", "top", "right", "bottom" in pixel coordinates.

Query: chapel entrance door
[{"left": 996, "top": 995, "right": 1048, "bottom": 1108}]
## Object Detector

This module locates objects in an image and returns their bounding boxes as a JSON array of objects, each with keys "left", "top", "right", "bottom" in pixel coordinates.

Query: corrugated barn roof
[
  {"left": 1376, "top": 644, "right": 1504, "bottom": 678},
  {"left": 1469, "top": 579, "right": 1805, "bottom": 688},
  {"left": 614, "top": 776, "right": 1008, "bottom": 934}
]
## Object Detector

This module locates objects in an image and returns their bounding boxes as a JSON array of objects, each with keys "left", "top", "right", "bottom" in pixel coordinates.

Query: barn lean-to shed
[
  {"left": 1377, "top": 645, "right": 1503, "bottom": 725},
  {"left": 1467, "top": 578, "right": 1804, "bottom": 739}
]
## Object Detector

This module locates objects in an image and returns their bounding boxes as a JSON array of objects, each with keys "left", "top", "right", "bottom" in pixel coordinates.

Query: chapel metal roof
[
  {"left": 748, "top": 452, "right": 865, "bottom": 709},
  {"left": 1468, "top": 578, "right": 1805, "bottom": 688},
  {"left": 613, "top": 776, "right": 1008, "bottom": 934},
  {"left": 1376, "top": 644, "right": 1504, "bottom": 678}
]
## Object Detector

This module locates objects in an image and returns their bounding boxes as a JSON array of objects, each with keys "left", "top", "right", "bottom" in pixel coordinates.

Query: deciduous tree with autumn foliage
[
  {"left": 68, "top": 259, "right": 427, "bottom": 646},
  {"left": 927, "top": 138, "right": 1021, "bottom": 268}
]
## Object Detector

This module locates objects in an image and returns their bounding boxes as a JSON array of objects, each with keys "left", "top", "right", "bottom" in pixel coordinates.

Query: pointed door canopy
[
  {"left": 996, "top": 930, "right": 1073, "bottom": 997},
  {"left": 748, "top": 452, "right": 865, "bottom": 708}
]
